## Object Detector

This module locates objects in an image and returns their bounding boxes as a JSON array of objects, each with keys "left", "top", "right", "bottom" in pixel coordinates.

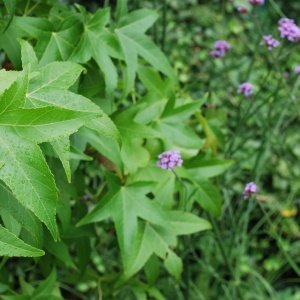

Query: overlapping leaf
[
  {"left": 0, "top": 47, "right": 113, "bottom": 240},
  {"left": 116, "top": 9, "right": 175, "bottom": 96},
  {"left": 0, "top": 225, "right": 44, "bottom": 257},
  {"left": 78, "top": 182, "right": 211, "bottom": 278}
]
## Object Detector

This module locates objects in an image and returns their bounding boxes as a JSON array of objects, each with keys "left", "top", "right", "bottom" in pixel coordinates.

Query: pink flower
[
  {"left": 263, "top": 35, "right": 280, "bottom": 50},
  {"left": 210, "top": 40, "right": 231, "bottom": 58},
  {"left": 243, "top": 182, "right": 258, "bottom": 199},
  {"left": 157, "top": 150, "right": 183, "bottom": 171},
  {"left": 278, "top": 18, "right": 300, "bottom": 42},
  {"left": 248, "top": 0, "right": 265, "bottom": 6},
  {"left": 295, "top": 66, "right": 300, "bottom": 74},
  {"left": 238, "top": 82, "right": 254, "bottom": 97}
]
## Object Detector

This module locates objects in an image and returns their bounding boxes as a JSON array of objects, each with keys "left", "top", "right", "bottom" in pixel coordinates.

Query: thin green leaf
[{"left": 0, "top": 225, "right": 44, "bottom": 257}]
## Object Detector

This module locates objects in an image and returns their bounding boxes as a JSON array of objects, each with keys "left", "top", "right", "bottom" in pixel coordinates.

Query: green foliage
[{"left": 0, "top": 1, "right": 228, "bottom": 299}]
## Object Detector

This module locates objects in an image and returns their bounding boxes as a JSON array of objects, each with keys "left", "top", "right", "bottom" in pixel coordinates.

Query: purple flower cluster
[
  {"left": 157, "top": 150, "right": 183, "bottom": 171},
  {"left": 248, "top": 0, "right": 264, "bottom": 5},
  {"left": 263, "top": 35, "right": 280, "bottom": 51},
  {"left": 278, "top": 18, "right": 300, "bottom": 42},
  {"left": 238, "top": 82, "right": 254, "bottom": 97},
  {"left": 243, "top": 182, "right": 258, "bottom": 199},
  {"left": 210, "top": 40, "right": 231, "bottom": 58},
  {"left": 295, "top": 66, "right": 300, "bottom": 74}
]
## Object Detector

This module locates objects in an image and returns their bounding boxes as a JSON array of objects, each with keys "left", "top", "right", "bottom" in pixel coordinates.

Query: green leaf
[
  {"left": 0, "top": 17, "right": 51, "bottom": 67},
  {"left": 175, "top": 168, "right": 223, "bottom": 216},
  {"left": 118, "top": 9, "right": 158, "bottom": 33},
  {"left": 11, "top": 17, "right": 52, "bottom": 38},
  {"left": 87, "top": 117, "right": 121, "bottom": 143},
  {"left": 0, "top": 107, "right": 100, "bottom": 143},
  {"left": 2, "top": 0, "right": 16, "bottom": 33},
  {"left": 155, "top": 121, "right": 203, "bottom": 150},
  {"left": 1, "top": 212, "right": 21, "bottom": 237},
  {"left": 185, "top": 158, "right": 233, "bottom": 179},
  {"left": 0, "top": 66, "right": 104, "bottom": 240},
  {"left": 0, "top": 70, "right": 19, "bottom": 94},
  {"left": 162, "top": 99, "right": 205, "bottom": 122},
  {"left": 194, "top": 181, "right": 223, "bottom": 217},
  {"left": 120, "top": 32, "right": 174, "bottom": 79},
  {"left": 164, "top": 251, "right": 183, "bottom": 281},
  {"left": 125, "top": 223, "right": 176, "bottom": 278},
  {"left": 70, "top": 8, "right": 117, "bottom": 100},
  {"left": 33, "top": 269, "right": 57, "bottom": 298},
  {"left": 129, "top": 166, "right": 175, "bottom": 208},
  {"left": 137, "top": 67, "right": 168, "bottom": 98},
  {"left": 0, "top": 183, "right": 43, "bottom": 248},
  {"left": 116, "top": 0, "right": 128, "bottom": 21},
  {"left": 114, "top": 109, "right": 161, "bottom": 139},
  {"left": 87, "top": 8, "right": 110, "bottom": 30},
  {"left": 3, "top": 0, "right": 16, "bottom": 18},
  {"left": 165, "top": 211, "right": 211, "bottom": 235},
  {"left": 121, "top": 138, "right": 150, "bottom": 174},
  {"left": 44, "top": 236, "right": 76, "bottom": 268},
  {"left": 79, "top": 182, "right": 211, "bottom": 277},
  {"left": 0, "top": 71, "right": 28, "bottom": 113},
  {"left": 116, "top": 30, "right": 137, "bottom": 97},
  {"left": 51, "top": 137, "right": 71, "bottom": 183},
  {"left": 26, "top": 89, "right": 100, "bottom": 113},
  {"left": 36, "top": 20, "right": 82, "bottom": 66},
  {"left": 0, "top": 225, "right": 44, "bottom": 257},
  {"left": 19, "top": 277, "right": 34, "bottom": 295},
  {"left": 78, "top": 183, "right": 166, "bottom": 263},
  {"left": 19, "top": 39, "right": 38, "bottom": 71},
  {"left": 0, "top": 128, "right": 59, "bottom": 239},
  {"left": 88, "top": 31, "right": 117, "bottom": 100},
  {"left": 134, "top": 94, "right": 167, "bottom": 125},
  {"left": 29, "top": 62, "right": 84, "bottom": 94},
  {"left": 78, "top": 127, "right": 122, "bottom": 172},
  {"left": 116, "top": 11, "right": 175, "bottom": 96},
  {"left": 144, "top": 255, "right": 160, "bottom": 285}
]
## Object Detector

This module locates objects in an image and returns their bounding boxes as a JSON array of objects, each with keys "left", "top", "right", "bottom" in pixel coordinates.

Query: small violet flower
[
  {"left": 237, "top": 6, "right": 248, "bottom": 14},
  {"left": 248, "top": 0, "right": 265, "bottom": 6},
  {"left": 294, "top": 66, "right": 300, "bottom": 74},
  {"left": 243, "top": 182, "right": 258, "bottom": 199},
  {"left": 157, "top": 150, "right": 183, "bottom": 171},
  {"left": 238, "top": 82, "right": 254, "bottom": 97},
  {"left": 263, "top": 35, "right": 280, "bottom": 50},
  {"left": 210, "top": 40, "right": 231, "bottom": 58},
  {"left": 278, "top": 18, "right": 300, "bottom": 42}
]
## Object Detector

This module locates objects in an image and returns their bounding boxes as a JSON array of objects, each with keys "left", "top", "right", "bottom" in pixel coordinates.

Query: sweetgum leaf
[
  {"left": 19, "top": 39, "right": 38, "bottom": 71},
  {"left": 28, "top": 61, "right": 84, "bottom": 93},
  {"left": 0, "top": 183, "right": 43, "bottom": 248},
  {"left": 0, "top": 71, "right": 28, "bottom": 113},
  {"left": 0, "top": 225, "right": 44, "bottom": 257},
  {"left": 70, "top": 8, "right": 117, "bottom": 100},
  {"left": 78, "top": 182, "right": 211, "bottom": 278},
  {"left": 116, "top": 9, "right": 175, "bottom": 97},
  {"left": 0, "top": 128, "right": 59, "bottom": 239},
  {"left": 0, "top": 107, "right": 100, "bottom": 143},
  {"left": 0, "top": 63, "right": 107, "bottom": 239},
  {"left": 51, "top": 137, "right": 71, "bottom": 183},
  {"left": 0, "top": 70, "right": 19, "bottom": 94}
]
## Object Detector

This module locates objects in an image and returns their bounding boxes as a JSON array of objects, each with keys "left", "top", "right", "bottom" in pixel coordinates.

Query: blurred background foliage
[{"left": 147, "top": 1, "right": 300, "bottom": 299}]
